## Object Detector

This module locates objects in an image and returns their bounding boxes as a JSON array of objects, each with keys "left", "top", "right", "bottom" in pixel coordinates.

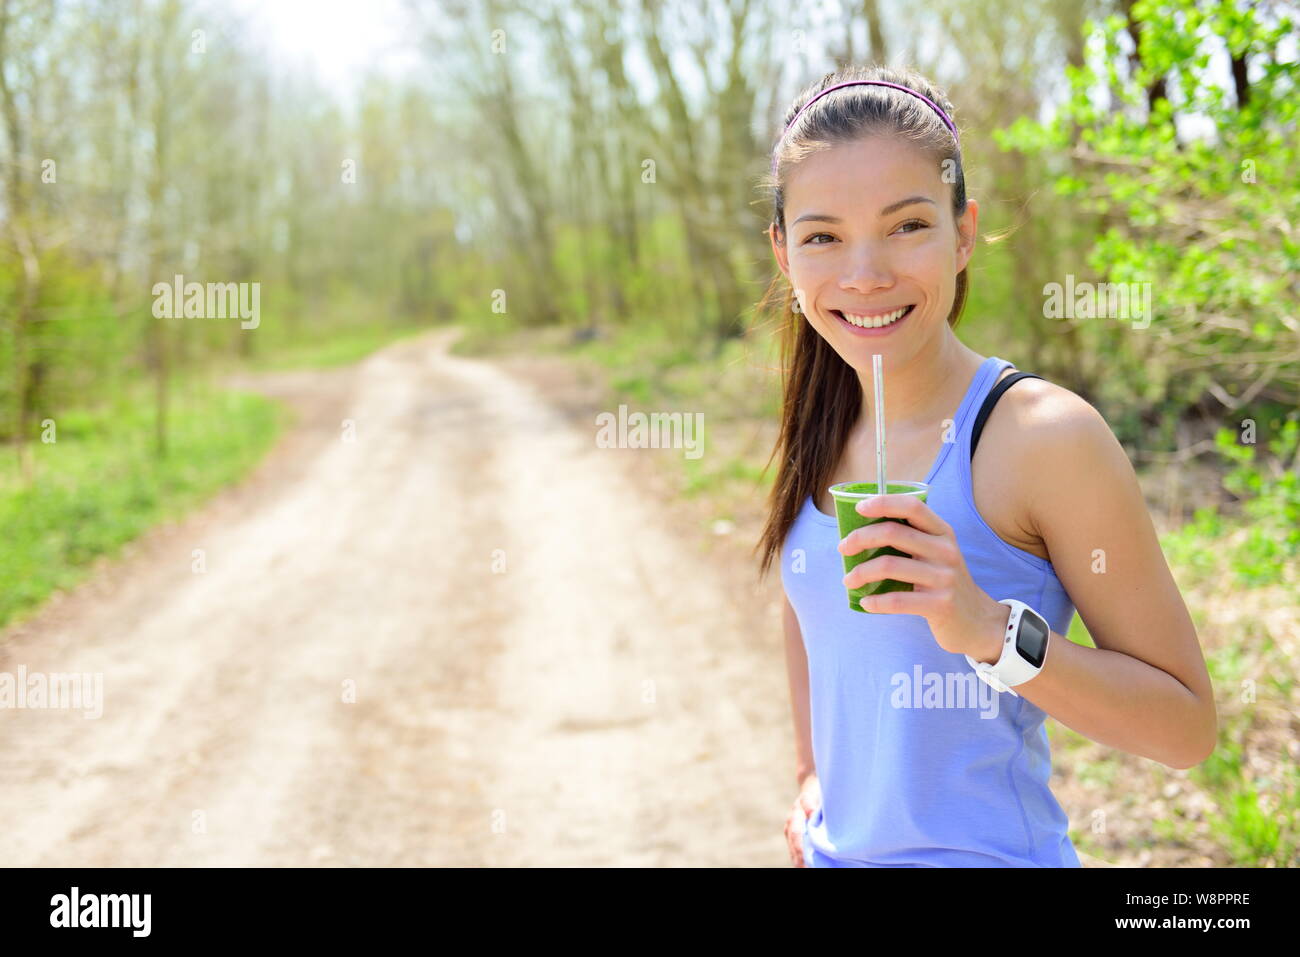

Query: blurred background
[{"left": 0, "top": 0, "right": 1296, "bottom": 867}]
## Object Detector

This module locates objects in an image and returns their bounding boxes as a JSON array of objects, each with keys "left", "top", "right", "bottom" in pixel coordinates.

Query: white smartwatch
[{"left": 964, "top": 599, "right": 1052, "bottom": 697}]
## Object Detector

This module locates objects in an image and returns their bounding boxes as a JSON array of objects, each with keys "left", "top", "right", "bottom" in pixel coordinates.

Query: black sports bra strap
[{"left": 971, "top": 369, "right": 1045, "bottom": 463}]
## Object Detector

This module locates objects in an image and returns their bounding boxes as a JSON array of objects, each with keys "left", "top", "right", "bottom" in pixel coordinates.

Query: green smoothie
[{"left": 829, "top": 481, "right": 930, "bottom": 614}]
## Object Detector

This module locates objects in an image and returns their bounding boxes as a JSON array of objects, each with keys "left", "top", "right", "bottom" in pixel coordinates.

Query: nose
[{"left": 839, "top": 243, "right": 895, "bottom": 294}]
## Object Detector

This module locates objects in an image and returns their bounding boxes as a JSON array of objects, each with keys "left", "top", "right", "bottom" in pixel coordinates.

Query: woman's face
[{"left": 770, "top": 135, "right": 978, "bottom": 365}]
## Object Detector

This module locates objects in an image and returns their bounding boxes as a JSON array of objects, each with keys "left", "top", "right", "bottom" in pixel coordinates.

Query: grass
[
  {"left": 568, "top": 319, "right": 782, "bottom": 518},
  {"left": 0, "top": 319, "right": 441, "bottom": 632},
  {"left": 0, "top": 316, "right": 448, "bottom": 633},
  {"left": 248, "top": 321, "right": 433, "bottom": 371},
  {"left": 0, "top": 377, "right": 283, "bottom": 630}
]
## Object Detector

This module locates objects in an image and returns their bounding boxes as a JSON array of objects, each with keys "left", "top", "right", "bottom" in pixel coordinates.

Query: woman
[{"left": 752, "top": 65, "right": 1217, "bottom": 867}]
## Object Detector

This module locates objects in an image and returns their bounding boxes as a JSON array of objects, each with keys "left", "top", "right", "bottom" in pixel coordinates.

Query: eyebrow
[{"left": 792, "top": 196, "right": 937, "bottom": 227}]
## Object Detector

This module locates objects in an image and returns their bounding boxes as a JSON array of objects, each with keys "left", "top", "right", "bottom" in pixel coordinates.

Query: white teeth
[{"left": 841, "top": 306, "right": 910, "bottom": 328}]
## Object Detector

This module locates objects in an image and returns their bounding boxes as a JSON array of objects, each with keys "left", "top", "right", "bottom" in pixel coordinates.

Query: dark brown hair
[{"left": 751, "top": 64, "right": 970, "bottom": 584}]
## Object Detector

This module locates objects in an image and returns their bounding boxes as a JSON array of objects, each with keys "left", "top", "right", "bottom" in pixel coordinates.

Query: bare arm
[
  {"left": 992, "top": 389, "right": 1217, "bottom": 768},
  {"left": 783, "top": 591, "right": 816, "bottom": 788}
]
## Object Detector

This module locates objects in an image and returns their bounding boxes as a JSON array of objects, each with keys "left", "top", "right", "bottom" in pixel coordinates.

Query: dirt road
[{"left": 0, "top": 327, "right": 793, "bottom": 866}]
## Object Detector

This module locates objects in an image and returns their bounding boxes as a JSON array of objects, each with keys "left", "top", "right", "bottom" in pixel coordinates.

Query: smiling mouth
[{"left": 831, "top": 304, "right": 916, "bottom": 329}]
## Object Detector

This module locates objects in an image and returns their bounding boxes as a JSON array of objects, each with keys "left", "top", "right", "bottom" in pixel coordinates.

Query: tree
[{"left": 997, "top": 0, "right": 1299, "bottom": 431}]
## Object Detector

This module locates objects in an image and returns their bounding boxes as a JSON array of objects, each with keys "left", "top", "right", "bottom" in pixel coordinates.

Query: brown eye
[
  {"left": 896, "top": 220, "right": 929, "bottom": 234},
  {"left": 802, "top": 232, "right": 834, "bottom": 245}
]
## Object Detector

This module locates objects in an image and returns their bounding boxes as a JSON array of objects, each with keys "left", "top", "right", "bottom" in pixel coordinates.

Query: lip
[{"left": 831, "top": 304, "right": 916, "bottom": 337}]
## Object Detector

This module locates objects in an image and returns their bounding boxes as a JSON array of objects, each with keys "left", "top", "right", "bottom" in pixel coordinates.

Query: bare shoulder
[
  {"left": 993, "top": 371, "right": 1107, "bottom": 435},
  {"left": 973, "top": 369, "right": 1118, "bottom": 559},
  {"left": 990, "top": 372, "right": 1128, "bottom": 535}
]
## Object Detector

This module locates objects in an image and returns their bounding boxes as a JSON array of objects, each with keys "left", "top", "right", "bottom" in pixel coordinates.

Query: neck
[{"left": 855, "top": 333, "right": 983, "bottom": 438}]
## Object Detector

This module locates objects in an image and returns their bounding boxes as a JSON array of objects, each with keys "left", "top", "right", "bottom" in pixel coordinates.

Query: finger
[
  {"left": 787, "top": 810, "right": 810, "bottom": 863},
  {"left": 856, "top": 492, "right": 950, "bottom": 537},
  {"left": 857, "top": 586, "right": 935, "bottom": 615},
  {"left": 838, "top": 517, "right": 942, "bottom": 561},
  {"left": 790, "top": 809, "right": 810, "bottom": 866},
  {"left": 844, "top": 554, "right": 945, "bottom": 590}
]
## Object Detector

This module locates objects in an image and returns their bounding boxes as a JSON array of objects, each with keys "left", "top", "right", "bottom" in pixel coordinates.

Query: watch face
[{"left": 1015, "top": 609, "right": 1050, "bottom": 668}]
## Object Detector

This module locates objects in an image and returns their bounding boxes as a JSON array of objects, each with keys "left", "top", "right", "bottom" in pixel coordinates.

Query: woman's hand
[
  {"left": 786, "top": 772, "right": 821, "bottom": 867},
  {"left": 838, "top": 493, "right": 1007, "bottom": 662}
]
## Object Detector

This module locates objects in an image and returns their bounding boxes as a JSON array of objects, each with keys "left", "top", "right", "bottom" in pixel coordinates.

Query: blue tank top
[{"left": 782, "top": 355, "right": 1081, "bottom": 867}]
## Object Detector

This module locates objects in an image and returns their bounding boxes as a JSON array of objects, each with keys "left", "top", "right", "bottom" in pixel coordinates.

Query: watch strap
[{"left": 965, "top": 599, "right": 1049, "bottom": 695}]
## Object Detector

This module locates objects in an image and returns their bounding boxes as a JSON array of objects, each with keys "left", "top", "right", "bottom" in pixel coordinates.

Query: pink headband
[{"left": 770, "top": 80, "right": 959, "bottom": 178}]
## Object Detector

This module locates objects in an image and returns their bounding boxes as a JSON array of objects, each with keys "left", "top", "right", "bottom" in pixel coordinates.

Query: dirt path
[{"left": 0, "top": 327, "right": 793, "bottom": 866}]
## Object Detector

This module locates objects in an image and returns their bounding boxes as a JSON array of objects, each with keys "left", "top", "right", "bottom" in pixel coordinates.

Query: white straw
[{"left": 873, "top": 353, "right": 886, "bottom": 497}]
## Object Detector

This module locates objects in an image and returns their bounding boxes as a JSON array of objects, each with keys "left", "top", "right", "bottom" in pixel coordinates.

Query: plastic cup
[{"left": 829, "top": 481, "right": 930, "bottom": 614}]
